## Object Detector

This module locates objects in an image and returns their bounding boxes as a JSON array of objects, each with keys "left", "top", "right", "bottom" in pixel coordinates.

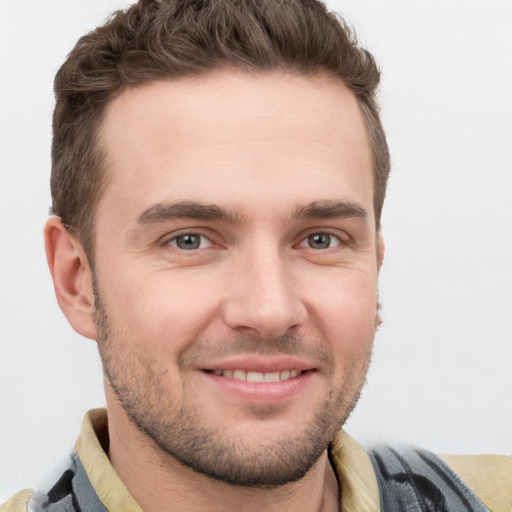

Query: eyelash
[
  {"left": 163, "top": 231, "right": 215, "bottom": 251},
  {"left": 161, "top": 229, "right": 348, "bottom": 252},
  {"left": 297, "top": 231, "right": 344, "bottom": 250}
]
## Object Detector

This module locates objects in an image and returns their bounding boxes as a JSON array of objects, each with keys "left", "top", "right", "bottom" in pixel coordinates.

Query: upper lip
[{"left": 199, "top": 356, "right": 316, "bottom": 373}]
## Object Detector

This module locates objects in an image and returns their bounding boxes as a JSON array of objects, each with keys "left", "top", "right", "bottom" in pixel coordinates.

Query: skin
[{"left": 45, "top": 70, "right": 384, "bottom": 512}]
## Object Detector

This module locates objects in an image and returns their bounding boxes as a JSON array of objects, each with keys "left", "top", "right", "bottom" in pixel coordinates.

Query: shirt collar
[
  {"left": 75, "top": 409, "right": 143, "bottom": 512},
  {"left": 76, "top": 408, "right": 380, "bottom": 512}
]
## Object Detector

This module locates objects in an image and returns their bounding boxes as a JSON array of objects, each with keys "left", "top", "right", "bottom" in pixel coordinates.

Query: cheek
[
  {"left": 100, "top": 267, "right": 222, "bottom": 350},
  {"left": 307, "top": 270, "right": 378, "bottom": 351}
]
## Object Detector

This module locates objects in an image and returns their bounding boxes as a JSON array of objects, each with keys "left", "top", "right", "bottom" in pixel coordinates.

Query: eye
[
  {"left": 167, "top": 233, "right": 213, "bottom": 250},
  {"left": 299, "top": 232, "right": 341, "bottom": 250}
]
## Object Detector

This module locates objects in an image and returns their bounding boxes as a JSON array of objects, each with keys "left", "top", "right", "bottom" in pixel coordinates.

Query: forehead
[{"left": 97, "top": 70, "right": 373, "bottom": 224}]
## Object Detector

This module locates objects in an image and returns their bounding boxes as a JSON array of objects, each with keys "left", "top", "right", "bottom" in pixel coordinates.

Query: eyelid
[
  {"left": 295, "top": 228, "right": 351, "bottom": 249},
  {"left": 159, "top": 228, "right": 219, "bottom": 249},
  {"left": 168, "top": 234, "right": 213, "bottom": 250},
  {"left": 157, "top": 227, "right": 351, "bottom": 250}
]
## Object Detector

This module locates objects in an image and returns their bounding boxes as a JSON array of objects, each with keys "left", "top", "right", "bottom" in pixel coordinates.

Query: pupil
[
  {"left": 177, "top": 234, "right": 200, "bottom": 250},
  {"left": 309, "top": 233, "right": 330, "bottom": 249}
]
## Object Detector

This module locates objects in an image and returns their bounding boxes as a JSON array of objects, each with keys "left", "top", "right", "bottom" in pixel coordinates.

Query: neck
[{"left": 106, "top": 398, "right": 340, "bottom": 512}]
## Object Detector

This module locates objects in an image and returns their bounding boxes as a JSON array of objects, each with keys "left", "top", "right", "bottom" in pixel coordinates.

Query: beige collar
[{"left": 76, "top": 408, "right": 380, "bottom": 512}]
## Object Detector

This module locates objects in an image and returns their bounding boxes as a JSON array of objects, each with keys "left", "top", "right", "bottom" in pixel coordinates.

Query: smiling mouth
[{"left": 204, "top": 369, "right": 305, "bottom": 382}]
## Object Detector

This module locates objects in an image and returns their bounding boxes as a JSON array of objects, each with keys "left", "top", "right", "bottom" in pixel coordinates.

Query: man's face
[{"left": 92, "top": 71, "right": 381, "bottom": 486}]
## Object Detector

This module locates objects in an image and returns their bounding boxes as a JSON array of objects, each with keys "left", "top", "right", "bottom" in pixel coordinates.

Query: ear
[
  {"left": 44, "top": 216, "right": 97, "bottom": 340},
  {"left": 377, "top": 233, "right": 385, "bottom": 270}
]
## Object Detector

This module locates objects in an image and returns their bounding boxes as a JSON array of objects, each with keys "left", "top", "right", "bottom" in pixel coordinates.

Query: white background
[{"left": 1, "top": 0, "right": 511, "bottom": 501}]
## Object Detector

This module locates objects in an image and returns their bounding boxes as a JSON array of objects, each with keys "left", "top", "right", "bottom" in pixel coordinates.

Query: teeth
[
  {"left": 264, "top": 372, "right": 280, "bottom": 382},
  {"left": 247, "top": 371, "right": 264, "bottom": 382},
  {"left": 211, "top": 369, "right": 302, "bottom": 382},
  {"left": 233, "top": 369, "right": 246, "bottom": 380}
]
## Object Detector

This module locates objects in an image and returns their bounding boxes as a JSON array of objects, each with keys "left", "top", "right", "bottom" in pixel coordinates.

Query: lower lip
[{"left": 201, "top": 370, "right": 315, "bottom": 403}]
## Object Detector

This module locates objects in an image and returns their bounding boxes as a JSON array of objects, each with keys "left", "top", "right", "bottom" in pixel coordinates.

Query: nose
[{"left": 222, "top": 246, "right": 307, "bottom": 339}]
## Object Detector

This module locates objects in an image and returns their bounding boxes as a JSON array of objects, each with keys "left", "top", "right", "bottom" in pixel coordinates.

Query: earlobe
[{"left": 44, "top": 216, "right": 97, "bottom": 340}]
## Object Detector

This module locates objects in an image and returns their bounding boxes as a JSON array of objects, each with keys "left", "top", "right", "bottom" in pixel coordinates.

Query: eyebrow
[
  {"left": 135, "top": 201, "right": 243, "bottom": 226},
  {"left": 291, "top": 200, "right": 368, "bottom": 221},
  {"left": 133, "top": 199, "right": 368, "bottom": 229}
]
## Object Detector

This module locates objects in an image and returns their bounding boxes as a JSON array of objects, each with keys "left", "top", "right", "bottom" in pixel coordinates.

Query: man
[{"left": 1, "top": 1, "right": 510, "bottom": 511}]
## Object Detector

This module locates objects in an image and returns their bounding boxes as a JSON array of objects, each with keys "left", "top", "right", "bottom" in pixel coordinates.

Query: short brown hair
[{"left": 51, "top": 0, "right": 390, "bottom": 260}]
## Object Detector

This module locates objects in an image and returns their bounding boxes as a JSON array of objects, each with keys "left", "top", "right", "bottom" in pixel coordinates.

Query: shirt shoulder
[
  {"left": 439, "top": 453, "right": 512, "bottom": 512},
  {"left": 0, "top": 489, "right": 34, "bottom": 512}
]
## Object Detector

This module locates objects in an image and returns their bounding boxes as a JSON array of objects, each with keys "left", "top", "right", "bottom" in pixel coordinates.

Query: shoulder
[
  {"left": 439, "top": 453, "right": 512, "bottom": 512},
  {"left": 0, "top": 490, "right": 34, "bottom": 512},
  {"left": 367, "top": 446, "right": 512, "bottom": 512}
]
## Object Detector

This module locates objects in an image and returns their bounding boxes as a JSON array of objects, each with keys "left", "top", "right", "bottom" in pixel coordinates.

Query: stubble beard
[{"left": 93, "top": 285, "right": 375, "bottom": 488}]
